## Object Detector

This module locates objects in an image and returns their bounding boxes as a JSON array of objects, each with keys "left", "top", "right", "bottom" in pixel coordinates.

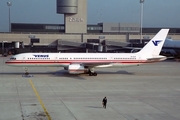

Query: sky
[{"left": 0, "top": 0, "right": 180, "bottom": 32}]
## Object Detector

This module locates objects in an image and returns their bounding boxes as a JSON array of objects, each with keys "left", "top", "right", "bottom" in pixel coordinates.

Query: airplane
[
  {"left": 161, "top": 39, "right": 180, "bottom": 57},
  {"left": 5, "top": 29, "right": 169, "bottom": 76}
]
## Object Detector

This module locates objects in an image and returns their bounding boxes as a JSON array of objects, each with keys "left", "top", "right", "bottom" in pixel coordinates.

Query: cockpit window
[{"left": 10, "top": 57, "right": 16, "bottom": 60}]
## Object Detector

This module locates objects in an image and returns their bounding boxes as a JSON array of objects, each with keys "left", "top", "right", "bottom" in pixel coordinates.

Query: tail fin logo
[{"left": 152, "top": 40, "right": 162, "bottom": 46}]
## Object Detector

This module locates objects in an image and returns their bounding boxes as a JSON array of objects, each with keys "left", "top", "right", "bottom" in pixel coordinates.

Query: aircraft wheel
[
  {"left": 89, "top": 73, "right": 93, "bottom": 76},
  {"left": 93, "top": 72, "right": 97, "bottom": 76},
  {"left": 25, "top": 72, "right": 29, "bottom": 76}
]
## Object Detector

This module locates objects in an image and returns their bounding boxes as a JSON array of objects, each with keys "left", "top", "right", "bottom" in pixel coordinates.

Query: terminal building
[{"left": 0, "top": 0, "right": 180, "bottom": 55}]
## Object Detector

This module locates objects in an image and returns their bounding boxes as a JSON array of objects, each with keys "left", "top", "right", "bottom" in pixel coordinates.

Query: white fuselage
[{"left": 5, "top": 53, "right": 161, "bottom": 68}]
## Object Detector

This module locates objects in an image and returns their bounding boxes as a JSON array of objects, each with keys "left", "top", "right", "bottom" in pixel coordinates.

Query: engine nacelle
[{"left": 68, "top": 64, "right": 87, "bottom": 74}]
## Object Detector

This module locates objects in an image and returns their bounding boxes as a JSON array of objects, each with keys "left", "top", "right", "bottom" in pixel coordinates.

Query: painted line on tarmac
[
  {"left": 29, "top": 79, "right": 52, "bottom": 120},
  {"left": 48, "top": 67, "right": 57, "bottom": 71}
]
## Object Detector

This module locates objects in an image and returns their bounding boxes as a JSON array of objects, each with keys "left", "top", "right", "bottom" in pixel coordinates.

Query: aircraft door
[
  {"left": 109, "top": 56, "right": 114, "bottom": 62},
  {"left": 23, "top": 56, "right": 26, "bottom": 62},
  {"left": 54, "top": 57, "right": 58, "bottom": 63},
  {"left": 138, "top": 55, "right": 142, "bottom": 63}
]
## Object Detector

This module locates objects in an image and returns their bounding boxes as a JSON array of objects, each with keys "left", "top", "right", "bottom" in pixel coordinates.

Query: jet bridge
[
  {"left": 57, "top": 39, "right": 86, "bottom": 52},
  {"left": 102, "top": 40, "right": 129, "bottom": 52}
]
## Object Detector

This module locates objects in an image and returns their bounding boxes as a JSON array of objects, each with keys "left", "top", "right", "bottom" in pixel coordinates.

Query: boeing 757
[{"left": 6, "top": 29, "right": 169, "bottom": 76}]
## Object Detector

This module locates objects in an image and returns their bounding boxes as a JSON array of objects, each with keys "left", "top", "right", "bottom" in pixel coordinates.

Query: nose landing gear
[{"left": 22, "top": 67, "right": 33, "bottom": 77}]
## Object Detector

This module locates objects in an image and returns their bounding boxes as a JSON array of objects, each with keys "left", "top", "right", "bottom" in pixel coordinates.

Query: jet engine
[{"left": 68, "top": 64, "right": 88, "bottom": 74}]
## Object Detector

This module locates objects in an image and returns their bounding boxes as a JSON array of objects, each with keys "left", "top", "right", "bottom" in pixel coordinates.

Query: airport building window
[
  {"left": 99, "top": 27, "right": 102, "bottom": 30},
  {"left": 60, "top": 26, "right": 65, "bottom": 30},
  {"left": 124, "top": 27, "right": 128, "bottom": 30},
  {"left": 87, "top": 26, "right": 102, "bottom": 31},
  {"left": 111, "top": 27, "right": 120, "bottom": 31},
  {"left": 120, "top": 28, "right": 124, "bottom": 31},
  {"left": 120, "top": 27, "right": 139, "bottom": 31},
  {"left": 45, "top": 26, "right": 61, "bottom": 30},
  {"left": 131, "top": 27, "right": 138, "bottom": 30}
]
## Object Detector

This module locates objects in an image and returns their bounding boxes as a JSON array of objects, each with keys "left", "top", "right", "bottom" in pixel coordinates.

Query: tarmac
[{"left": 0, "top": 56, "right": 180, "bottom": 120}]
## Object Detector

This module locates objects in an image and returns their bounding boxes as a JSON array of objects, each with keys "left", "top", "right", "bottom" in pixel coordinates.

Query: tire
[
  {"left": 93, "top": 72, "right": 97, "bottom": 76},
  {"left": 89, "top": 73, "right": 93, "bottom": 76}
]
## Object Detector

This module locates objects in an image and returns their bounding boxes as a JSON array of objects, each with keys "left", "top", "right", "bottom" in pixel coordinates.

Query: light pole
[
  {"left": 7, "top": 2, "right": 12, "bottom": 32},
  {"left": 140, "top": 0, "right": 144, "bottom": 44}
]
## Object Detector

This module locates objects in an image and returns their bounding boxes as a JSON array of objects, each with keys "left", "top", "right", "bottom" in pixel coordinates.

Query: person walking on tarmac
[{"left": 102, "top": 97, "right": 107, "bottom": 109}]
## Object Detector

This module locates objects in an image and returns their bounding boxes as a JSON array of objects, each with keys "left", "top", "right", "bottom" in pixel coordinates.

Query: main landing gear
[
  {"left": 89, "top": 72, "right": 97, "bottom": 76},
  {"left": 88, "top": 68, "right": 97, "bottom": 76}
]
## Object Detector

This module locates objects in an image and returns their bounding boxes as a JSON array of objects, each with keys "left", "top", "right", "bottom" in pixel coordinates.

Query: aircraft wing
[
  {"left": 83, "top": 62, "right": 112, "bottom": 67},
  {"left": 72, "top": 62, "right": 113, "bottom": 68}
]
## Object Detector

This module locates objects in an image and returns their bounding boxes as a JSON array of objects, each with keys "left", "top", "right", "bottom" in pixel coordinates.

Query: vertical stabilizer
[{"left": 138, "top": 29, "right": 169, "bottom": 56}]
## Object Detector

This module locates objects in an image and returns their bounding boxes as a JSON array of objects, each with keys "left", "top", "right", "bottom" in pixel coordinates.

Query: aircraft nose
[
  {"left": 5, "top": 60, "right": 12, "bottom": 65},
  {"left": 5, "top": 60, "right": 10, "bottom": 64}
]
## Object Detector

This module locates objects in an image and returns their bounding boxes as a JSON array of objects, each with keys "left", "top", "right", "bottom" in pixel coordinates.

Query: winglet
[{"left": 138, "top": 29, "right": 169, "bottom": 56}]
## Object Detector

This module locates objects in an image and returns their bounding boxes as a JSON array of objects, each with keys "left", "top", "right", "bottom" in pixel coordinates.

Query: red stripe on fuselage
[{"left": 5, "top": 60, "right": 154, "bottom": 65}]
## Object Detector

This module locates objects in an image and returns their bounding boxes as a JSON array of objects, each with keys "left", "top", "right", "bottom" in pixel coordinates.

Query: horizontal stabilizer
[{"left": 147, "top": 56, "right": 167, "bottom": 61}]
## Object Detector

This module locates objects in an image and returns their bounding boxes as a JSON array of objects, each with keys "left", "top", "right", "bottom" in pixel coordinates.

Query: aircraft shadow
[
  {"left": 0, "top": 70, "right": 134, "bottom": 76},
  {"left": 0, "top": 70, "right": 87, "bottom": 80},
  {"left": 0, "top": 72, "right": 53, "bottom": 75},
  {"left": 50, "top": 70, "right": 87, "bottom": 80},
  {"left": 0, "top": 70, "right": 134, "bottom": 80},
  {"left": 96, "top": 70, "right": 134, "bottom": 75}
]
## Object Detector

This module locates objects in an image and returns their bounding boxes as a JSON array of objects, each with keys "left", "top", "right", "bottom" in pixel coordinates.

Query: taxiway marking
[{"left": 29, "top": 79, "right": 52, "bottom": 120}]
